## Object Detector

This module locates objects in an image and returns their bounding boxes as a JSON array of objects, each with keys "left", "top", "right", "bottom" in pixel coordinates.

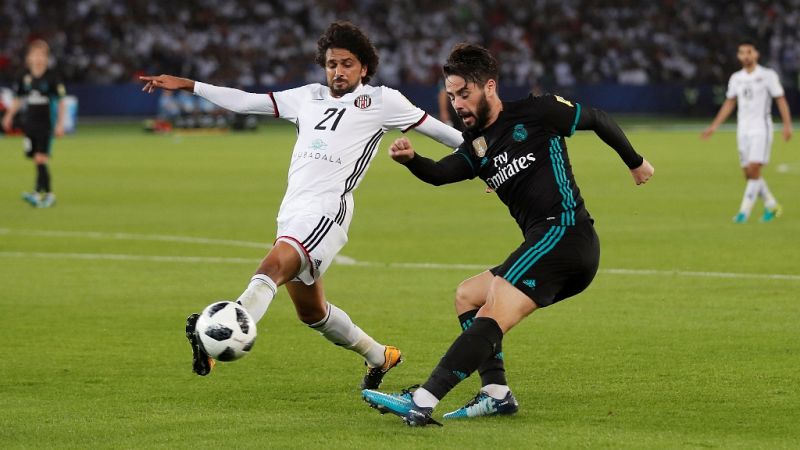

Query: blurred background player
[
  {"left": 362, "top": 43, "right": 653, "bottom": 426},
  {"left": 701, "top": 41, "right": 793, "bottom": 223},
  {"left": 140, "top": 21, "right": 463, "bottom": 388},
  {"left": 2, "top": 39, "right": 66, "bottom": 208}
]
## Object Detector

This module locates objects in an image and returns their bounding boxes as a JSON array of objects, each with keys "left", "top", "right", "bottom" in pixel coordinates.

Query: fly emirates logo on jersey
[{"left": 486, "top": 152, "right": 536, "bottom": 190}]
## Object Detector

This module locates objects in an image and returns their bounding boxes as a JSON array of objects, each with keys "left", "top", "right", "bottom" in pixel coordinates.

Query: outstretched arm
[
  {"left": 575, "top": 107, "right": 653, "bottom": 185},
  {"left": 140, "top": 74, "right": 195, "bottom": 93},
  {"left": 775, "top": 96, "right": 793, "bottom": 142},
  {"left": 389, "top": 137, "right": 473, "bottom": 186},
  {"left": 701, "top": 98, "right": 736, "bottom": 139},
  {"left": 140, "top": 75, "right": 276, "bottom": 115}
]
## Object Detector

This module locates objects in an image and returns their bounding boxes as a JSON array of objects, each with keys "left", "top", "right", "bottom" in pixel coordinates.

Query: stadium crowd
[{"left": 1, "top": 0, "right": 800, "bottom": 89}]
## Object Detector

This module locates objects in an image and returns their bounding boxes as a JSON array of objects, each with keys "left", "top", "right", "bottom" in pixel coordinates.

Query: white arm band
[
  {"left": 193, "top": 81, "right": 276, "bottom": 115},
  {"left": 411, "top": 114, "right": 464, "bottom": 148}
]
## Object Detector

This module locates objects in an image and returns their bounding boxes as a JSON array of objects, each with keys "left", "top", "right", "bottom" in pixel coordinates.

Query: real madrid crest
[
  {"left": 354, "top": 94, "right": 371, "bottom": 109},
  {"left": 472, "top": 136, "right": 488, "bottom": 157}
]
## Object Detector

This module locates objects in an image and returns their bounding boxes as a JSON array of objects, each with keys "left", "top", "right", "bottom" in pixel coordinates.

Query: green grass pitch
[{"left": 1, "top": 119, "right": 798, "bottom": 449}]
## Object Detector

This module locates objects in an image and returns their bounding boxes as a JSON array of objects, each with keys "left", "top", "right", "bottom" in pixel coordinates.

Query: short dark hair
[
  {"left": 739, "top": 40, "right": 758, "bottom": 50},
  {"left": 443, "top": 43, "right": 499, "bottom": 87},
  {"left": 315, "top": 21, "right": 379, "bottom": 83}
]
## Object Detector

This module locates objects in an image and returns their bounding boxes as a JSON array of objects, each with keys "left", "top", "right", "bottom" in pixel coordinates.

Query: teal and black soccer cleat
[
  {"left": 362, "top": 387, "right": 442, "bottom": 427},
  {"left": 360, "top": 345, "right": 403, "bottom": 389},
  {"left": 761, "top": 204, "right": 783, "bottom": 223},
  {"left": 732, "top": 212, "right": 747, "bottom": 224},
  {"left": 442, "top": 390, "right": 519, "bottom": 419},
  {"left": 22, "top": 192, "right": 41, "bottom": 207},
  {"left": 185, "top": 313, "right": 215, "bottom": 376}
]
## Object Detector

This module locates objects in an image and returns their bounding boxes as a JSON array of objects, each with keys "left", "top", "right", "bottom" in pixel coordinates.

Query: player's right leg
[
  {"left": 185, "top": 241, "right": 300, "bottom": 376},
  {"left": 22, "top": 136, "right": 52, "bottom": 207},
  {"left": 734, "top": 133, "right": 770, "bottom": 223}
]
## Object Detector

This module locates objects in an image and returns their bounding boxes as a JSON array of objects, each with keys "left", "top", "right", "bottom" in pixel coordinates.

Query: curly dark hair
[
  {"left": 443, "top": 43, "right": 499, "bottom": 87},
  {"left": 315, "top": 21, "right": 379, "bottom": 84}
]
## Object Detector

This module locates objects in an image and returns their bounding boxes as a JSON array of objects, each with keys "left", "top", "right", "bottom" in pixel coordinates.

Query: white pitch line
[
  {"left": 0, "top": 228, "right": 270, "bottom": 249},
  {"left": 1, "top": 251, "right": 799, "bottom": 282},
  {"left": 0, "top": 251, "right": 260, "bottom": 265}
]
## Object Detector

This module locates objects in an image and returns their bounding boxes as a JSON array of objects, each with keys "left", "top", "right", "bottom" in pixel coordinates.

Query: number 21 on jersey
[{"left": 315, "top": 108, "right": 346, "bottom": 131}]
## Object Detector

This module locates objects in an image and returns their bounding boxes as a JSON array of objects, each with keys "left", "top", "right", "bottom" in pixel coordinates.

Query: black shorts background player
[
  {"left": 2, "top": 39, "right": 66, "bottom": 208},
  {"left": 362, "top": 43, "right": 654, "bottom": 426}
]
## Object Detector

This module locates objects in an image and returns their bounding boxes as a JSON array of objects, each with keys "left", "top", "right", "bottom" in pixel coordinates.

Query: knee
[
  {"left": 745, "top": 165, "right": 761, "bottom": 179},
  {"left": 455, "top": 281, "right": 482, "bottom": 311},
  {"left": 295, "top": 303, "right": 327, "bottom": 325}
]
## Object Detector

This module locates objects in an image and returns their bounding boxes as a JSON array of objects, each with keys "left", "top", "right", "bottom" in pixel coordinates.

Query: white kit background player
[
  {"left": 702, "top": 40, "right": 793, "bottom": 223},
  {"left": 141, "top": 22, "right": 463, "bottom": 387}
]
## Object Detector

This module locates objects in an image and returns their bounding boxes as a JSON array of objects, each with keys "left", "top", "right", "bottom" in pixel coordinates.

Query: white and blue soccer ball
[{"left": 196, "top": 301, "right": 257, "bottom": 361}]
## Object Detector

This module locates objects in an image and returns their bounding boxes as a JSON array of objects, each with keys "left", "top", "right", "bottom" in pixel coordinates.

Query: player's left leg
[
  {"left": 454, "top": 270, "right": 511, "bottom": 407},
  {"left": 754, "top": 134, "right": 782, "bottom": 222},
  {"left": 287, "top": 279, "right": 401, "bottom": 389}
]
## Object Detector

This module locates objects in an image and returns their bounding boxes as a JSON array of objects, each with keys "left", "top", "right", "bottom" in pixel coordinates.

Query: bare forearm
[
  {"left": 56, "top": 99, "right": 66, "bottom": 127},
  {"left": 5, "top": 98, "right": 22, "bottom": 118},
  {"left": 776, "top": 97, "right": 792, "bottom": 126},
  {"left": 710, "top": 99, "right": 736, "bottom": 128}
]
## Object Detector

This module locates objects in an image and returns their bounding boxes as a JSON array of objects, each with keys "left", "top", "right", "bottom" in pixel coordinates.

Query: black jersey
[
  {"left": 455, "top": 94, "right": 590, "bottom": 233},
  {"left": 14, "top": 69, "right": 65, "bottom": 133}
]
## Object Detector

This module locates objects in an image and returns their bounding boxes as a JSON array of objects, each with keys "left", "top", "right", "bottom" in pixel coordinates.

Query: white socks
[
  {"left": 412, "top": 388, "right": 440, "bottom": 408},
  {"left": 410, "top": 385, "right": 510, "bottom": 410},
  {"left": 310, "top": 303, "right": 386, "bottom": 367},
  {"left": 738, "top": 179, "right": 761, "bottom": 217},
  {"left": 236, "top": 274, "right": 277, "bottom": 323},
  {"left": 482, "top": 383, "right": 510, "bottom": 399},
  {"left": 758, "top": 177, "right": 778, "bottom": 209}
]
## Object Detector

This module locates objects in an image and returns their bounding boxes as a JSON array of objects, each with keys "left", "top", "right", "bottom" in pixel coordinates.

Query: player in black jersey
[
  {"left": 2, "top": 40, "right": 66, "bottom": 208},
  {"left": 362, "top": 43, "right": 654, "bottom": 426}
]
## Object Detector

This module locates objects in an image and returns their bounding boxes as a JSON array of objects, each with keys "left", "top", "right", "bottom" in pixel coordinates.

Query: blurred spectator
[{"left": 1, "top": 0, "right": 799, "bottom": 90}]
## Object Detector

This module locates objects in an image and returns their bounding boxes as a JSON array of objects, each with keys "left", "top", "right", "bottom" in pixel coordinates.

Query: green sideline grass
[{"left": 1, "top": 121, "right": 798, "bottom": 449}]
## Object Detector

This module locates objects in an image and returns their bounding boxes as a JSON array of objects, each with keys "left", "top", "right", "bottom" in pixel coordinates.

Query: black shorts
[
  {"left": 24, "top": 130, "right": 53, "bottom": 158},
  {"left": 490, "top": 220, "right": 600, "bottom": 308}
]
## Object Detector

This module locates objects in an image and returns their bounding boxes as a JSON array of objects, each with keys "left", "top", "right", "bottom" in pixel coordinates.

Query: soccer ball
[{"left": 195, "top": 301, "right": 257, "bottom": 361}]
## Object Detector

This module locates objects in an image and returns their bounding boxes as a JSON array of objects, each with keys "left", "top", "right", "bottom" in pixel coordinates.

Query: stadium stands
[{"left": 1, "top": 0, "right": 799, "bottom": 90}]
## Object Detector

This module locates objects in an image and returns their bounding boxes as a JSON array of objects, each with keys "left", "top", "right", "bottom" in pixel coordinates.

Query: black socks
[
  {"left": 36, "top": 163, "right": 50, "bottom": 193},
  {"left": 458, "top": 309, "right": 508, "bottom": 388},
  {"left": 422, "top": 317, "right": 504, "bottom": 399}
]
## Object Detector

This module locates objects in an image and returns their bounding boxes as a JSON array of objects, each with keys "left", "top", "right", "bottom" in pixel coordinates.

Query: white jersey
[
  {"left": 194, "top": 82, "right": 463, "bottom": 233},
  {"left": 726, "top": 65, "right": 785, "bottom": 134}
]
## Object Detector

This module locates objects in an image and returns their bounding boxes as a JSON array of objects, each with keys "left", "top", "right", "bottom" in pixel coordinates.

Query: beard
[
  {"left": 463, "top": 93, "right": 492, "bottom": 131},
  {"left": 330, "top": 77, "right": 358, "bottom": 97}
]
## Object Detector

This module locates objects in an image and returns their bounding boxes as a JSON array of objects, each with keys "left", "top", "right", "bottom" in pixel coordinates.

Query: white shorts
[
  {"left": 737, "top": 132, "right": 773, "bottom": 167},
  {"left": 276, "top": 213, "right": 348, "bottom": 285}
]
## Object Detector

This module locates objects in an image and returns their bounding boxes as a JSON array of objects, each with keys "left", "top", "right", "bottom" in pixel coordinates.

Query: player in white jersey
[
  {"left": 140, "top": 22, "right": 463, "bottom": 387},
  {"left": 702, "top": 41, "right": 792, "bottom": 223}
]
